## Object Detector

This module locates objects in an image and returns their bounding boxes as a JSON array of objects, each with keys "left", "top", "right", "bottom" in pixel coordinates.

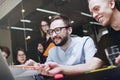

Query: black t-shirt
[{"left": 94, "top": 27, "right": 120, "bottom": 65}]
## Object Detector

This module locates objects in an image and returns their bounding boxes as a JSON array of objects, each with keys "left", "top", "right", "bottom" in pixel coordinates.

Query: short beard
[{"left": 54, "top": 35, "right": 68, "bottom": 46}]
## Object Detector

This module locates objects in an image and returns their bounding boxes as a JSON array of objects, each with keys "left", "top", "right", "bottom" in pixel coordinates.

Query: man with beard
[
  {"left": 44, "top": 15, "right": 96, "bottom": 66},
  {"left": 25, "top": 15, "right": 97, "bottom": 77}
]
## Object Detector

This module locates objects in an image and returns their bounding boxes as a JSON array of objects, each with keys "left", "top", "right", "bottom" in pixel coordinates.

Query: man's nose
[
  {"left": 52, "top": 31, "right": 57, "bottom": 37},
  {"left": 92, "top": 12, "right": 98, "bottom": 19}
]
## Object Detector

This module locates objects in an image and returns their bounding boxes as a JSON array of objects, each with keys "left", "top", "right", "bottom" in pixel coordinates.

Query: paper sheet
[{"left": 10, "top": 67, "right": 39, "bottom": 78}]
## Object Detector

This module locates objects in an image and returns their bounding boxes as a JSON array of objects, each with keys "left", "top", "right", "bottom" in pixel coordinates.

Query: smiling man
[
  {"left": 88, "top": 0, "right": 120, "bottom": 30},
  {"left": 45, "top": 15, "right": 96, "bottom": 66},
  {"left": 88, "top": 0, "right": 120, "bottom": 65},
  {"left": 25, "top": 15, "right": 97, "bottom": 77}
]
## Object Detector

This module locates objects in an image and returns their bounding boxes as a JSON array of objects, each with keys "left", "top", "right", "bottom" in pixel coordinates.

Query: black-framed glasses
[{"left": 47, "top": 26, "right": 69, "bottom": 35}]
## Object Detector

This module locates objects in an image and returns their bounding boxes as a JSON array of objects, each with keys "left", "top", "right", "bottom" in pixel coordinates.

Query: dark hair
[
  {"left": 39, "top": 17, "right": 50, "bottom": 38},
  {"left": 115, "top": 0, "right": 120, "bottom": 11},
  {"left": 41, "top": 17, "right": 50, "bottom": 26},
  {"left": 14, "top": 48, "right": 27, "bottom": 65},
  {"left": 50, "top": 14, "right": 71, "bottom": 27},
  {"left": 16, "top": 48, "right": 26, "bottom": 53},
  {"left": 1, "top": 46, "right": 10, "bottom": 59}
]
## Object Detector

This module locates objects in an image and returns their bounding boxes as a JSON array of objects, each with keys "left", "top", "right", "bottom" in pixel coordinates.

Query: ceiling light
[
  {"left": 89, "top": 21, "right": 101, "bottom": 25},
  {"left": 36, "top": 8, "right": 60, "bottom": 15},
  {"left": 25, "top": 36, "right": 31, "bottom": 40},
  {"left": 21, "top": 9, "right": 25, "bottom": 13},
  {"left": 48, "top": 16, "right": 52, "bottom": 19},
  {"left": 20, "top": 19, "right": 31, "bottom": 23},
  {"left": 83, "top": 30, "right": 88, "bottom": 33},
  {"left": 70, "top": 20, "right": 74, "bottom": 24},
  {"left": 80, "top": 12, "right": 92, "bottom": 17},
  {"left": 11, "top": 27, "right": 33, "bottom": 31},
  {"left": 102, "top": 30, "right": 108, "bottom": 35}
]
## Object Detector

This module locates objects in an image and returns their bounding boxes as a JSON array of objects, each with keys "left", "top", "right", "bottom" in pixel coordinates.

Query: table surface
[{"left": 62, "top": 66, "right": 120, "bottom": 80}]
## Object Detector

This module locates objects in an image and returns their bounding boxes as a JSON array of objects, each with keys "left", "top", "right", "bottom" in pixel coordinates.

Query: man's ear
[
  {"left": 109, "top": 0, "right": 115, "bottom": 9},
  {"left": 68, "top": 27, "right": 72, "bottom": 34}
]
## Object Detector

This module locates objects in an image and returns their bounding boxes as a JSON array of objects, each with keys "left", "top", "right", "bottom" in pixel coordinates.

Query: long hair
[
  {"left": 39, "top": 18, "right": 50, "bottom": 38},
  {"left": 115, "top": 0, "right": 120, "bottom": 11}
]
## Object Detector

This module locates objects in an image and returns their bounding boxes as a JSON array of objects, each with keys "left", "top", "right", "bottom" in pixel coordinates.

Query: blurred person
[
  {"left": 0, "top": 46, "right": 10, "bottom": 61},
  {"left": 38, "top": 43, "right": 44, "bottom": 54},
  {"left": 37, "top": 43, "right": 45, "bottom": 63},
  {"left": 14, "top": 48, "right": 27, "bottom": 65},
  {"left": 38, "top": 19, "right": 55, "bottom": 63}
]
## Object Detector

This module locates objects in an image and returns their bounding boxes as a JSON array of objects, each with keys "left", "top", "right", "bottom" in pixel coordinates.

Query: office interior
[{"left": 1, "top": 0, "right": 119, "bottom": 79}]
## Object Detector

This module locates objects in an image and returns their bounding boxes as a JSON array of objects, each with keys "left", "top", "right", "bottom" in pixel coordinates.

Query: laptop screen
[{"left": 0, "top": 49, "right": 15, "bottom": 80}]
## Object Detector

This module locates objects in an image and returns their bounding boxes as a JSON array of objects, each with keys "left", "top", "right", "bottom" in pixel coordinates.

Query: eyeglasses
[{"left": 47, "top": 26, "right": 69, "bottom": 35}]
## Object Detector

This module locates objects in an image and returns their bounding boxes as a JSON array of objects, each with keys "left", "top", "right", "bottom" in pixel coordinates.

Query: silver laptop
[{"left": 0, "top": 49, "right": 15, "bottom": 80}]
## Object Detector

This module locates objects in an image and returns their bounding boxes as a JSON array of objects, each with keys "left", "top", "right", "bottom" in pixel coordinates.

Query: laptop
[
  {"left": 0, "top": 49, "right": 14, "bottom": 80},
  {"left": 0, "top": 49, "right": 35, "bottom": 80}
]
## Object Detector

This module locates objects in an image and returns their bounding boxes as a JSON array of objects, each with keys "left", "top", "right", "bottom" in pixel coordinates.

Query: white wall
[
  {"left": 0, "top": 28, "right": 13, "bottom": 64},
  {"left": 0, "top": 0, "right": 22, "bottom": 19}
]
